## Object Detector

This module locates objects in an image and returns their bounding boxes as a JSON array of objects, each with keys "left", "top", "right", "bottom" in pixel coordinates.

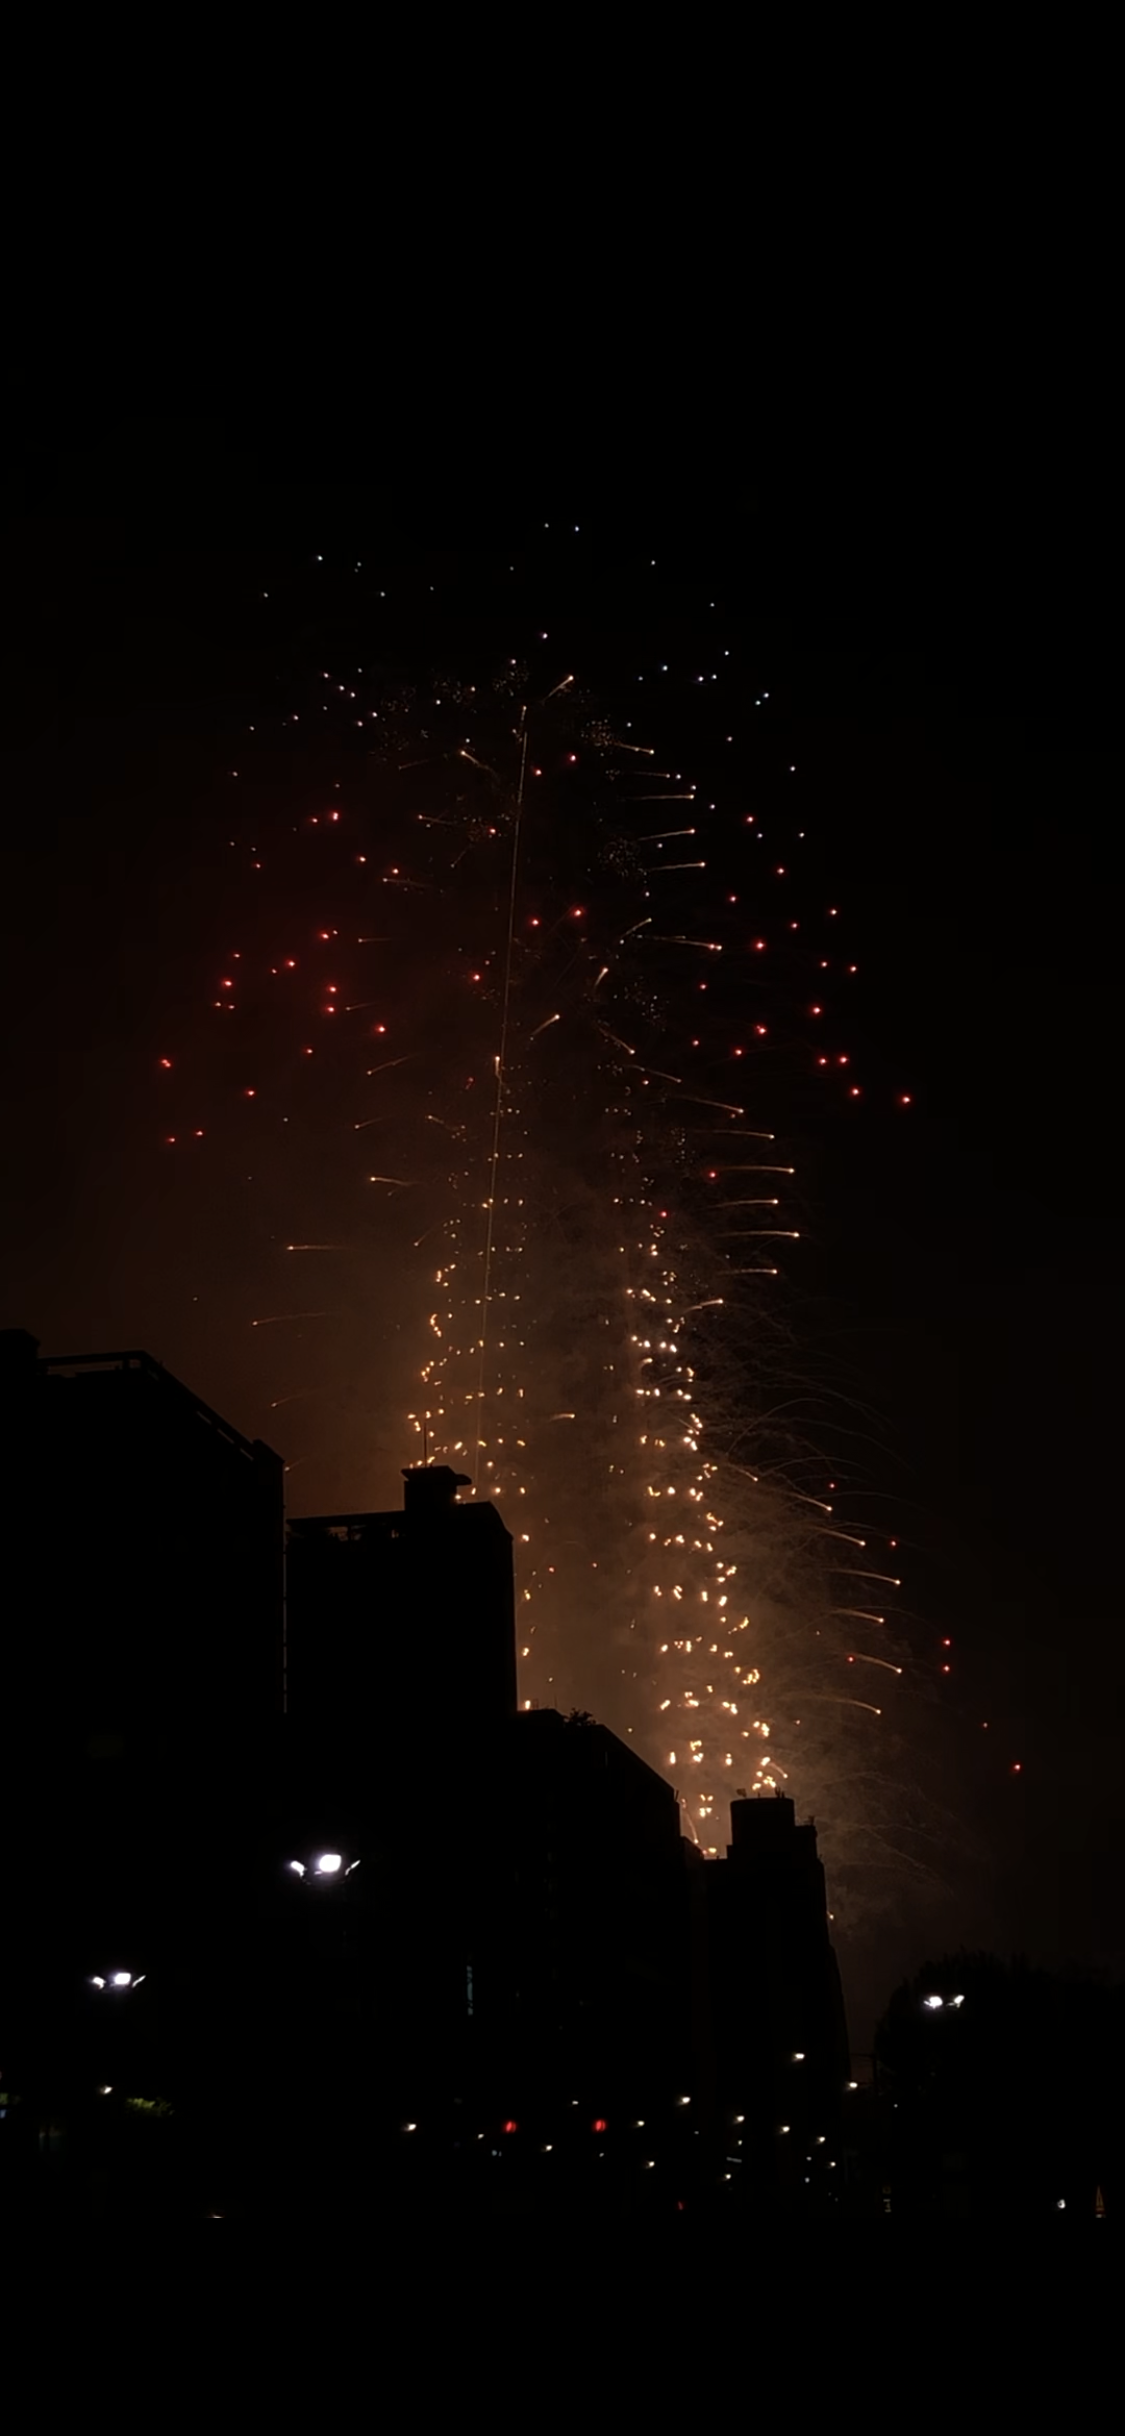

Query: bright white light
[
  {"left": 1056, "top": 2199, "right": 1066, "bottom": 2210},
  {"left": 949, "top": 1993, "right": 965, "bottom": 2008},
  {"left": 792, "top": 2050, "right": 806, "bottom": 2061},
  {"left": 403, "top": 2123, "right": 417, "bottom": 2133},
  {"left": 90, "top": 1976, "right": 106, "bottom": 1990},
  {"left": 923, "top": 1994, "right": 944, "bottom": 2010},
  {"left": 111, "top": 1972, "right": 133, "bottom": 1987},
  {"left": 676, "top": 2095, "right": 691, "bottom": 2106},
  {"left": 314, "top": 1853, "right": 343, "bottom": 1875},
  {"left": 287, "top": 1860, "right": 306, "bottom": 1876}
]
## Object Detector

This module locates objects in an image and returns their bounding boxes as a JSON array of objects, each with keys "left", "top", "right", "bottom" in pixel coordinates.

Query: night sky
[{"left": 2, "top": 420, "right": 1120, "bottom": 2043}]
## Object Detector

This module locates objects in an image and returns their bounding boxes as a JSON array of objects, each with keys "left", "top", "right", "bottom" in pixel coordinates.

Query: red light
[
  {"left": 1012, "top": 1763, "right": 1022, "bottom": 1774},
  {"left": 244, "top": 1088, "right": 256, "bottom": 1098},
  {"left": 373, "top": 1023, "right": 387, "bottom": 1035},
  {"left": 752, "top": 939, "right": 766, "bottom": 951},
  {"left": 899, "top": 1094, "right": 913, "bottom": 1106},
  {"left": 849, "top": 1085, "right": 861, "bottom": 1097},
  {"left": 159, "top": 1057, "right": 173, "bottom": 1070},
  {"left": 732, "top": 1047, "right": 744, "bottom": 1057},
  {"left": 221, "top": 979, "right": 233, "bottom": 990},
  {"left": 810, "top": 1006, "right": 822, "bottom": 1017},
  {"left": 817, "top": 1056, "right": 828, "bottom": 1067},
  {"left": 570, "top": 906, "right": 585, "bottom": 919},
  {"left": 592, "top": 2119, "right": 607, "bottom": 2133},
  {"left": 755, "top": 1024, "right": 767, "bottom": 1037},
  {"left": 502, "top": 2120, "right": 518, "bottom": 2134}
]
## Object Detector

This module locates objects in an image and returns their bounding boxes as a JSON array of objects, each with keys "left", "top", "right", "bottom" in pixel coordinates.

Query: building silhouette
[
  {"left": 0, "top": 1332, "right": 851, "bottom": 2219},
  {"left": 698, "top": 1795, "right": 850, "bottom": 2207},
  {"left": 0, "top": 1329, "right": 284, "bottom": 2129},
  {"left": 286, "top": 1463, "right": 517, "bottom": 1748}
]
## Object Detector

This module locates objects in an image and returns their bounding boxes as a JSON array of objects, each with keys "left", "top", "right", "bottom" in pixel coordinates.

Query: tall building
[
  {"left": 0, "top": 1330, "right": 284, "bottom": 2077},
  {"left": 699, "top": 1793, "right": 850, "bottom": 2209}
]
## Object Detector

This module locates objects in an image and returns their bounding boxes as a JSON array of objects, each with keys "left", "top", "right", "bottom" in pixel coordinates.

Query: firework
[{"left": 155, "top": 621, "right": 926, "bottom": 1891}]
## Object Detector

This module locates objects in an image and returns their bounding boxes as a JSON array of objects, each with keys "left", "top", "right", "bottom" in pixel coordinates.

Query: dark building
[
  {"left": 0, "top": 1331, "right": 284, "bottom": 2104},
  {"left": 0, "top": 1330, "right": 284, "bottom": 1756},
  {"left": 472, "top": 1709, "right": 690, "bottom": 2109},
  {"left": 697, "top": 1795, "right": 850, "bottom": 2211},
  {"left": 285, "top": 1465, "right": 517, "bottom": 1756}
]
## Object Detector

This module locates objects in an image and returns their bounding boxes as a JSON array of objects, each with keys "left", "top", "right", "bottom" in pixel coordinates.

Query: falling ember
[{"left": 251, "top": 1313, "right": 330, "bottom": 1326}]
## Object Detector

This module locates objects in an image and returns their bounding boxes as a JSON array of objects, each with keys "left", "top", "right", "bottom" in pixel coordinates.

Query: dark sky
[{"left": 2, "top": 420, "right": 1120, "bottom": 2039}]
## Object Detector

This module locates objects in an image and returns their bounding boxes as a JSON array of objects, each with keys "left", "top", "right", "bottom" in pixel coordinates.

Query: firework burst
[{"left": 155, "top": 637, "right": 929, "bottom": 1895}]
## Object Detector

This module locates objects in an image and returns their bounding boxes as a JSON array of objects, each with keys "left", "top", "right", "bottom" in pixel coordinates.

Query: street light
[{"left": 285, "top": 1851, "right": 360, "bottom": 1881}]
